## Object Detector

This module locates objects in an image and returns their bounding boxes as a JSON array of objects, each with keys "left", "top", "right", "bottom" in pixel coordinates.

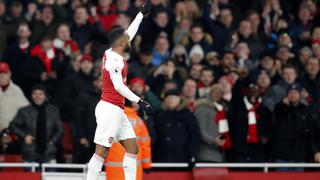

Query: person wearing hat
[
  {"left": 152, "top": 89, "right": 201, "bottom": 164},
  {"left": 271, "top": 83, "right": 313, "bottom": 171},
  {"left": 0, "top": 62, "right": 29, "bottom": 131},
  {"left": 129, "top": 77, "right": 161, "bottom": 112},
  {"left": 189, "top": 44, "right": 204, "bottom": 65},
  {"left": 9, "top": 84, "right": 63, "bottom": 163}
]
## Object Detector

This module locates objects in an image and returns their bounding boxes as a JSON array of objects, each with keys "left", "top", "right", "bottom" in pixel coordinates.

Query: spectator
[
  {"left": 256, "top": 71, "right": 272, "bottom": 105},
  {"left": 195, "top": 85, "right": 231, "bottom": 162},
  {"left": 218, "top": 75, "right": 234, "bottom": 102},
  {"left": 236, "top": 19, "right": 265, "bottom": 59},
  {"left": 74, "top": 74, "right": 102, "bottom": 163},
  {"left": 217, "top": 51, "right": 237, "bottom": 78},
  {"left": 171, "top": 44, "right": 188, "bottom": 68},
  {"left": 271, "top": 83, "right": 312, "bottom": 171},
  {"left": 71, "top": 6, "right": 105, "bottom": 51},
  {"left": 27, "top": 36, "right": 67, "bottom": 95},
  {"left": 276, "top": 46, "right": 295, "bottom": 66},
  {"left": 181, "top": 78, "right": 198, "bottom": 112},
  {"left": 181, "top": 24, "right": 213, "bottom": 53},
  {"left": 234, "top": 41, "right": 255, "bottom": 70},
  {"left": 53, "top": 23, "right": 80, "bottom": 58},
  {"left": 173, "top": 18, "right": 192, "bottom": 45},
  {"left": 55, "top": 54, "right": 94, "bottom": 122},
  {"left": 91, "top": 0, "right": 117, "bottom": 32},
  {"left": 198, "top": 67, "right": 215, "bottom": 98},
  {"left": 141, "top": 8, "right": 174, "bottom": 46},
  {"left": 128, "top": 45, "right": 154, "bottom": 80},
  {"left": 300, "top": 57, "right": 320, "bottom": 112},
  {"left": 290, "top": 4, "right": 314, "bottom": 41},
  {"left": 0, "top": 62, "right": 29, "bottom": 131},
  {"left": 3, "top": 22, "right": 32, "bottom": 93},
  {"left": 30, "top": 5, "right": 59, "bottom": 45},
  {"left": 188, "top": 63, "right": 203, "bottom": 81},
  {"left": 203, "top": 6, "right": 234, "bottom": 53},
  {"left": 296, "top": 46, "right": 313, "bottom": 73},
  {"left": 9, "top": 84, "right": 63, "bottom": 163},
  {"left": 252, "top": 53, "right": 280, "bottom": 85},
  {"left": 204, "top": 51, "right": 220, "bottom": 72},
  {"left": 129, "top": 77, "right": 161, "bottom": 111},
  {"left": 264, "top": 64, "right": 298, "bottom": 111},
  {"left": 151, "top": 35, "right": 170, "bottom": 66},
  {"left": 229, "top": 82, "right": 272, "bottom": 163},
  {"left": 153, "top": 89, "right": 201, "bottom": 162},
  {"left": 189, "top": 44, "right": 204, "bottom": 65},
  {"left": 247, "top": 10, "right": 264, "bottom": 42},
  {"left": 149, "top": 59, "right": 183, "bottom": 95}
]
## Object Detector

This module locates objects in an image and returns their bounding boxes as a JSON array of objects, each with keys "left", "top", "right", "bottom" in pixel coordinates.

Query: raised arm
[
  {"left": 126, "top": 0, "right": 151, "bottom": 41},
  {"left": 126, "top": 12, "right": 144, "bottom": 42}
]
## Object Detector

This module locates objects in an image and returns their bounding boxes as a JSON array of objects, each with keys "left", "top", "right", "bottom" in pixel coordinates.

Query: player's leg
[
  {"left": 86, "top": 144, "right": 109, "bottom": 180},
  {"left": 87, "top": 101, "right": 122, "bottom": 180},
  {"left": 119, "top": 138, "right": 139, "bottom": 180},
  {"left": 118, "top": 115, "right": 139, "bottom": 180}
]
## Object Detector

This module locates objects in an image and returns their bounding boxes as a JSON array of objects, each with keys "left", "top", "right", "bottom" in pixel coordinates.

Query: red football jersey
[{"left": 101, "top": 50, "right": 128, "bottom": 109}]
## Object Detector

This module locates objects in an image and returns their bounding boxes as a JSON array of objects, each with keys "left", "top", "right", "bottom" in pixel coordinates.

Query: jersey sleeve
[
  {"left": 126, "top": 12, "right": 144, "bottom": 42},
  {"left": 105, "top": 54, "right": 140, "bottom": 103}
]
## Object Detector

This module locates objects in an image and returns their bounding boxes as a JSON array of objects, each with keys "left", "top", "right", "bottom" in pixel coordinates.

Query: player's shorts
[{"left": 94, "top": 100, "right": 136, "bottom": 147}]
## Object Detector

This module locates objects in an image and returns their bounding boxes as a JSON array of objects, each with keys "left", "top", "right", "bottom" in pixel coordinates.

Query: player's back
[{"left": 101, "top": 49, "right": 128, "bottom": 109}]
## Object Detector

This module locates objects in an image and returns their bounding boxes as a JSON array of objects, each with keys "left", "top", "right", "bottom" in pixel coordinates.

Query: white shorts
[{"left": 94, "top": 100, "right": 136, "bottom": 147}]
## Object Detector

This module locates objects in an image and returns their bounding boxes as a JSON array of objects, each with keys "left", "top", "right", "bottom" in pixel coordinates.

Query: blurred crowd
[{"left": 0, "top": 0, "right": 320, "bottom": 170}]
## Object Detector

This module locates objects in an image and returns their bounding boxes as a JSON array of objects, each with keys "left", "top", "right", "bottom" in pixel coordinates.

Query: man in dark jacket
[
  {"left": 271, "top": 83, "right": 312, "bottom": 171},
  {"left": 152, "top": 89, "right": 201, "bottom": 163},
  {"left": 54, "top": 54, "right": 94, "bottom": 122},
  {"left": 73, "top": 74, "right": 101, "bottom": 163},
  {"left": 300, "top": 57, "right": 320, "bottom": 113},
  {"left": 229, "top": 81, "right": 272, "bottom": 163},
  {"left": 2, "top": 22, "right": 32, "bottom": 93},
  {"left": 9, "top": 84, "right": 63, "bottom": 163}
]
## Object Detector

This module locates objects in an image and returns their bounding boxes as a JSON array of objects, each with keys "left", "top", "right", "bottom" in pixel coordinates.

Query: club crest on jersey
[{"left": 108, "top": 137, "right": 114, "bottom": 144}]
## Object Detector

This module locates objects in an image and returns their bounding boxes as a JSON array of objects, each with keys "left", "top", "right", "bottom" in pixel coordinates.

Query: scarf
[
  {"left": 31, "top": 45, "right": 56, "bottom": 74},
  {"left": 34, "top": 101, "right": 48, "bottom": 154},
  {"left": 244, "top": 96, "right": 261, "bottom": 144},
  {"left": 214, "top": 102, "right": 232, "bottom": 150}
]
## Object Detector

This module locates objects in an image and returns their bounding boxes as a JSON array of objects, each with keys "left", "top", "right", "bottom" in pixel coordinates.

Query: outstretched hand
[
  {"left": 138, "top": 99, "right": 155, "bottom": 116},
  {"left": 141, "top": 0, "right": 152, "bottom": 16}
]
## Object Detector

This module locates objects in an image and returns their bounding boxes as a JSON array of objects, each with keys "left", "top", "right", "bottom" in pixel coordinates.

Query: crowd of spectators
[{"left": 0, "top": 0, "right": 320, "bottom": 170}]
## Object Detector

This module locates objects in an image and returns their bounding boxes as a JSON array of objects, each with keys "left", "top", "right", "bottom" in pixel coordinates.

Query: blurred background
[{"left": 0, "top": 0, "right": 320, "bottom": 177}]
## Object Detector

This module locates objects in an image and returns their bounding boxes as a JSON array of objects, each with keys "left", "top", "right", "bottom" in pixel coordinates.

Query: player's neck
[{"left": 111, "top": 47, "right": 125, "bottom": 57}]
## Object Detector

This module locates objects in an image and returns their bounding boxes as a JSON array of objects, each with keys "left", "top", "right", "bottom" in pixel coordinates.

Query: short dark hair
[
  {"left": 200, "top": 67, "right": 214, "bottom": 75},
  {"left": 107, "top": 27, "right": 125, "bottom": 46},
  {"left": 191, "top": 23, "right": 204, "bottom": 31},
  {"left": 282, "top": 64, "right": 297, "bottom": 74}
]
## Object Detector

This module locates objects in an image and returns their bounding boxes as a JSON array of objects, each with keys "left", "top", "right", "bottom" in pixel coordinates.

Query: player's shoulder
[{"left": 105, "top": 49, "right": 123, "bottom": 62}]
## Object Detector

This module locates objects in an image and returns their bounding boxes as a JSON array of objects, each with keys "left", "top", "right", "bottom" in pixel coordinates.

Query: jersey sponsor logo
[{"left": 108, "top": 137, "right": 114, "bottom": 144}]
